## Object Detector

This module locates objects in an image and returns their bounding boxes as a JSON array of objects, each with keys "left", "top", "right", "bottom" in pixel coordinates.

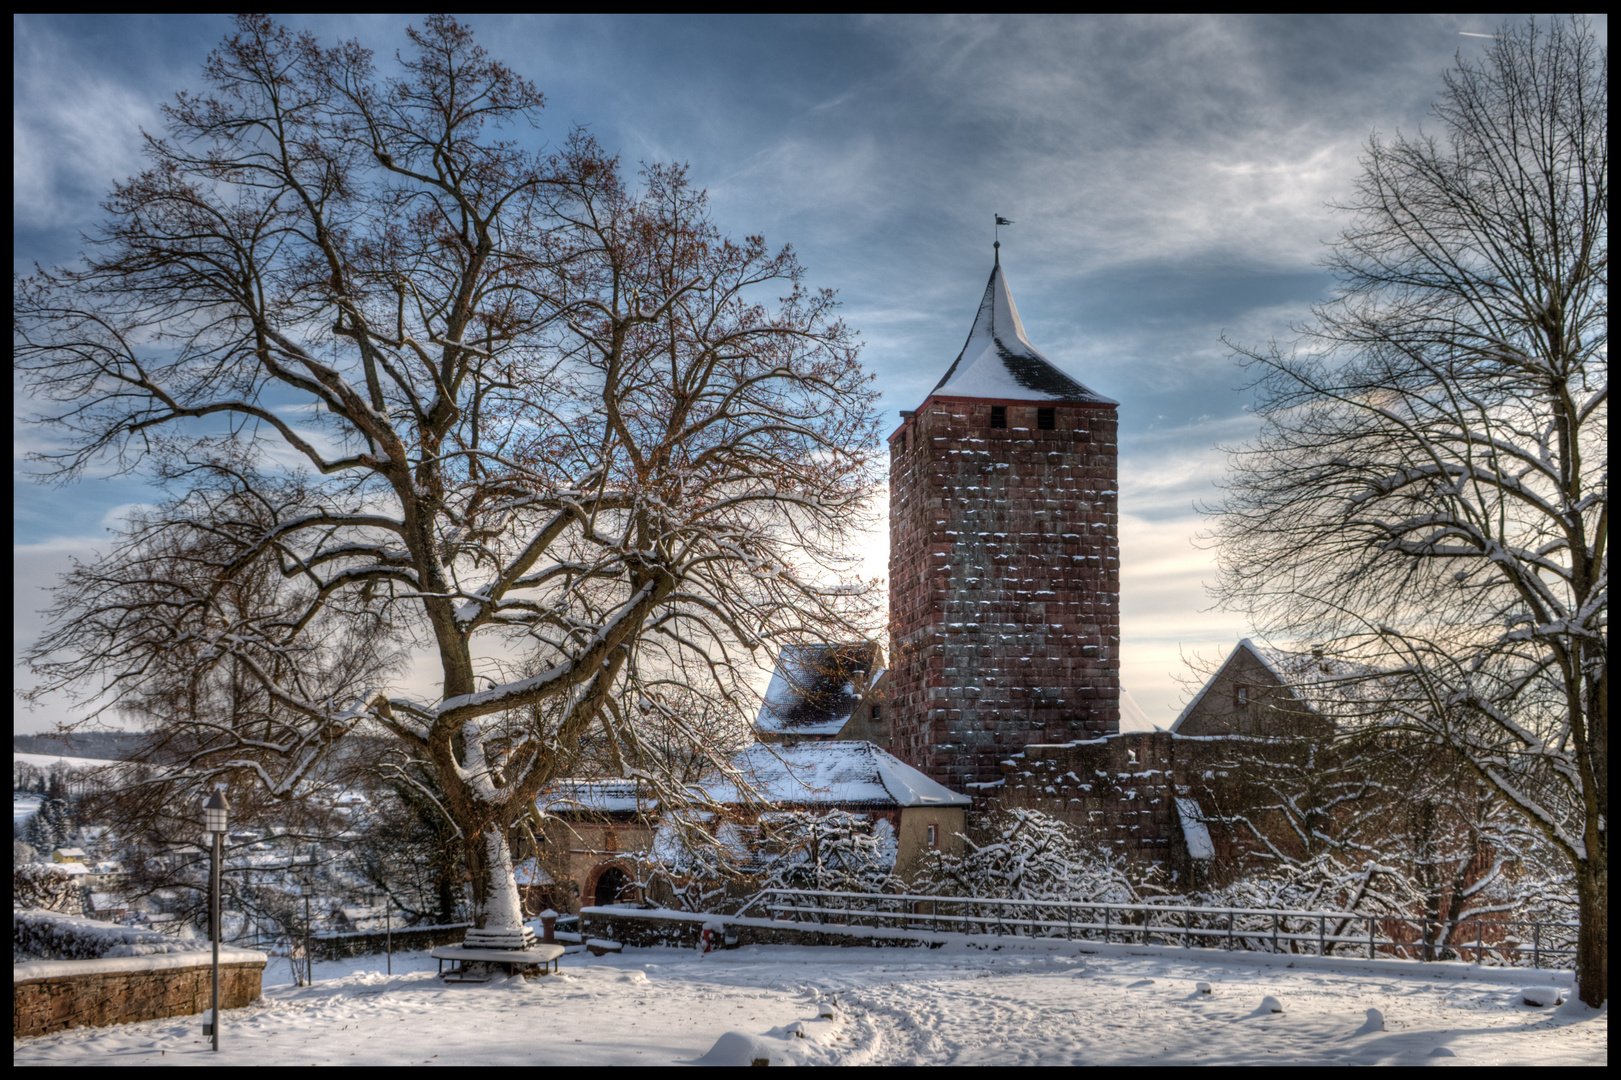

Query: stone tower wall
[{"left": 889, "top": 396, "right": 1121, "bottom": 792}]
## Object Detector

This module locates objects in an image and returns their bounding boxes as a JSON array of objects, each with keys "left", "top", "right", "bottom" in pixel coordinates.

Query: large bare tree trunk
[{"left": 1574, "top": 849, "right": 1607, "bottom": 1007}]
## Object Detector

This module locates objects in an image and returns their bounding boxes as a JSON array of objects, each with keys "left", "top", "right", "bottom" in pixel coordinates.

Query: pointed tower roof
[{"left": 930, "top": 257, "right": 1115, "bottom": 404}]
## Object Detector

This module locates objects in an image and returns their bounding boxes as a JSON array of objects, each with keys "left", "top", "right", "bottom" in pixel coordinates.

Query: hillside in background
[{"left": 13, "top": 731, "right": 146, "bottom": 761}]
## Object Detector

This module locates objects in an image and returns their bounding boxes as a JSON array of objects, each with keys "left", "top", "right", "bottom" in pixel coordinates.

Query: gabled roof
[
  {"left": 697, "top": 741, "right": 971, "bottom": 809},
  {"left": 930, "top": 258, "right": 1115, "bottom": 405},
  {"left": 753, "top": 643, "right": 878, "bottom": 737},
  {"left": 1169, "top": 638, "right": 1387, "bottom": 733}
]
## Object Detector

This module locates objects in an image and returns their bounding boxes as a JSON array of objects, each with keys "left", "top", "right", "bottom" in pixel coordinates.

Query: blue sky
[{"left": 15, "top": 14, "right": 1574, "bottom": 733}]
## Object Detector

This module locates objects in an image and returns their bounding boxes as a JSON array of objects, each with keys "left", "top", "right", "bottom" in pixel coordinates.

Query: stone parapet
[
  {"left": 994, "top": 731, "right": 1179, "bottom": 865},
  {"left": 13, "top": 948, "right": 267, "bottom": 1039}
]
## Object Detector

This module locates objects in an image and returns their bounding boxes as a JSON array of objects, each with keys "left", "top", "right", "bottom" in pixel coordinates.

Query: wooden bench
[{"left": 430, "top": 943, "right": 565, "bottom": 981}]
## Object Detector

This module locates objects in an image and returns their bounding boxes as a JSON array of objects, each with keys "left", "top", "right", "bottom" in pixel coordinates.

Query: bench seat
[{"left": 431, "top": 943, "right": 564, "bottom": 978}]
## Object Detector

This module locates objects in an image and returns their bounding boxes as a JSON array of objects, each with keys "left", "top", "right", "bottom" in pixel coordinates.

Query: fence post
[
  {"left": 1532, "top": 922, "right": 1540, "bottom": 969},
  {"left": 1475, "top": 919, "right": 1483, "bottom": 964},
  {"left": 1227, "top": 911, "right": 1234, "bottom": 951},
  {"left": 1367, "top": 917, "right": 1374, "bottom": 961},
  {"left": 1318, "top": 915, "right": 1325, "bottom": 958},
  {"left": 1104, "top": 906, "right": 1111, "bottom": 945}
]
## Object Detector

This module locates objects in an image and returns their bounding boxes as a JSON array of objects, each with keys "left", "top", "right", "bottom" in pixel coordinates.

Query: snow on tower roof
[
  {"left": 698, "top": 742, "right": 970, "bottom": 809},
  {"left": 753, "top": 643, "right": 877, "bottom": 737},
  {"left": 930, "top": 258, "right": 1115, "bottom": 405}
]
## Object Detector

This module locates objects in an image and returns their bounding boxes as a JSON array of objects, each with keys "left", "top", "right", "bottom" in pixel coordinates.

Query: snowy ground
[
  {"left": 14, "top": 939, "right": 1605, "bottom": 1066},
  {"left": 14, "top": 794, "right": 43, "bottom": 828}
]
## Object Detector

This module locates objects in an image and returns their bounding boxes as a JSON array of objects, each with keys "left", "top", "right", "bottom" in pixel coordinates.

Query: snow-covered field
[
  {"left": 13, "top": 940, "right": 1605, "bottom": 1066},
  {"left": 14, "top": 794, "right": 43, "bottom": 827},
  {"left": 14, "top": 752, "right": 124, "bottom": 772}
]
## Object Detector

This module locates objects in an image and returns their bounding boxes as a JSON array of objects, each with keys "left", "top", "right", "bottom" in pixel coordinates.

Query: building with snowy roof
[
  {"left": 1169, "top": 638, "right": 1373, "bottom": 738},
  {"left": 752, "top": 642, "right": 889, "bottom": 748},
  {"left": 528, "top": 743, "right": 970, "bottom": 913},
  {"left": 685, "top": 741, "right": 970, "bottom": 878},
  {"left": 889, "top": 247, "right": 1121, "bottom": 794},
  {"left": 526, "top": 779, "right": 658, "bottom": 914}
]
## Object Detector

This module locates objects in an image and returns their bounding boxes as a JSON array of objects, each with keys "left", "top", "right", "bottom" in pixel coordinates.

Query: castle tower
[{"left": 889, "top": 250, "right": 1120, "bottom": 792}]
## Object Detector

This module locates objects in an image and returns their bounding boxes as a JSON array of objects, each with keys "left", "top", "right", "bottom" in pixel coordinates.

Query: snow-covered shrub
[
  {"left": 13, "top": 909, "right": 208, "bottom": 961},
  {"left": 632, "top": 814, "right": 762, "bottom": 913},
  {"left": 1193, "top": 856, "right": 1412, "bottom": 917},
  {"left": 634, "top": 810, "right": 904, "bottom": 913},
  {"left": 755, "top": 810, "right": 903, "bottom": 896},
  {"left": 912, "top": 806, "right": 1158, "bottom": 905},
  {"left": 13, "top": 862, "right": 85, "bottom": 916}
]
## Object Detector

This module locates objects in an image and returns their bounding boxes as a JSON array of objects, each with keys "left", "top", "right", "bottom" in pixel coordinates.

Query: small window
[
  {"left": 870, "top": 704, "right": 881, "bottom": 721},
  {"left": 990, "top": 405, "right": 1007, "bottom": 428},
  {"left": 926, "top": 824, "right": 938, "bottom": 848},
  {"left": 1234, "top": 685, "right": 1248, "bottom": 706},
  {"left": 1038, "top": 407, "right": 1055, "bottom": 430}
]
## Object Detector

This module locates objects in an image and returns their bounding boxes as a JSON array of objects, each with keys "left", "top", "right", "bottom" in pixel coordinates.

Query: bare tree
[
  {"left": 18, "top": 15, "right": 881, "bottom": 950},
  {"left": 1209, "top": 17, "right": 1605, "bottom": 1003},
  {"left": 1190, "top": 731, "right": 1564, "bottom": 958}
]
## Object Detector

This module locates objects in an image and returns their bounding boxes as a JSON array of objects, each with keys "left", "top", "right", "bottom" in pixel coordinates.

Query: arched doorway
[{"left": 593, "top": 865, "right": 627, "bottom": 908}]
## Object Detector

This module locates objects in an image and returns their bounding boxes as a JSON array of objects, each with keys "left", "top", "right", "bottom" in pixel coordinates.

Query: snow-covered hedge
[
  {"left": 913, "top": 806, "right": 1158, "bottom": 905},
  {"left": 12, "top": 862, "right": 84, "bottom": 915},
  {"left": 13, "top": 908, "right": 208, "bottom": 961}
]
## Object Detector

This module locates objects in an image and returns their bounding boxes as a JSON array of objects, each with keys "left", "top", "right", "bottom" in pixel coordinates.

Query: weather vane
[{"left": 994, "top": 214, "right": 1014, "bottom": 262}]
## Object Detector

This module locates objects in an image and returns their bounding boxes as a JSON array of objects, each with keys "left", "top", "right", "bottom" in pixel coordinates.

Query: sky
[{"left": 14, "top": 13, "right": 1585, "bottom": 735}]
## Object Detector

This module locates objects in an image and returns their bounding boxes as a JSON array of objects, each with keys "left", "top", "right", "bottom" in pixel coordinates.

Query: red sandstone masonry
[
  {"left": 890, "top": 398, "right": 1120, "bottom": 793},
  {"left": 13, "top": 955, "right": 266, "bottom": 1038}
]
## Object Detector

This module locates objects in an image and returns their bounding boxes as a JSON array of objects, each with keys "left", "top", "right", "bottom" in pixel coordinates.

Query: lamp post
[
  {"left": 300, "top": 873, "right": 316, "bottom": 986},
  {"left": 202, "top": 786, "right": 229, "bottom": 1052}
]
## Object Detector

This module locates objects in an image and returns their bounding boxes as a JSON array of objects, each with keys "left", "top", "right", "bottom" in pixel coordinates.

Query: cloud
[{"left": 12, "top": 23, "right": 162, "bottom": 234}]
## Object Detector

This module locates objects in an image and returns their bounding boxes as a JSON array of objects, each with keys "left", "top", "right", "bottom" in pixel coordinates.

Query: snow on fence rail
[{"left": 734, "top": 889, "right": 1577, "bottom": 969}]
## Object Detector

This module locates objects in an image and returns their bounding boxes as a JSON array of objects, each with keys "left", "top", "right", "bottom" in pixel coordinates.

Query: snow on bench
[{"left": 430, "top": 943, "right": 564, "bottom": 980}]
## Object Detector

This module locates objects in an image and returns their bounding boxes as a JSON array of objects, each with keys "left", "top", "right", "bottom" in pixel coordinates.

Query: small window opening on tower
[
  {"left": 990, "top": 405, "right": 1007, "bottom": 428},
  {"left": 926, "top": 824, "right": 938, "bottom": 848},
  {"left": 870, "top": 704, "right": 882, "bottom": 721},
  {"left": 1038, "top": 407, "right": 1056, "bottom": 430},
  {"left": 1234, "top": 685, "right": 1249, "bottom": 706}
]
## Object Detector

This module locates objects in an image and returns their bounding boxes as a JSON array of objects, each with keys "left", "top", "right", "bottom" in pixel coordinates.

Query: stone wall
[
  {"left": 889, "top": 398, "right": 1121, "bottom": 793},
  {"left": 996, "top": 731, "right": 1178, "bottom": 866},
  {"left": 530, "top": 818, "right": 656, "bottom": 915},
  {"left": 14, "top": 951, "right": 266, "bottom": 1039},
  {"left": 992, "top": 730, "right": 1344, "bottom": 887},
  {"left": 311, "top": 921, "right": 470, "bottom": 961}
]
